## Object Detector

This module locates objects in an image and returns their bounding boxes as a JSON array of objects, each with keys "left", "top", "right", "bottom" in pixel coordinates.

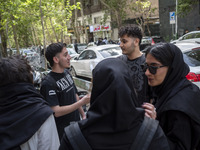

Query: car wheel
[{"left": 70, "top": 66, "right": 77, "bottom": 77}]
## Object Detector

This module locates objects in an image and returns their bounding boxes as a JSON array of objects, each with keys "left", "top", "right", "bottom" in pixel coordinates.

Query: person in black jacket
[
  {"left": 59, "top": 58, "right": 170, "bottom": 150},
  {"left": 144, "top": 43, "right": 200, "bottom": 150},
  {"left": 74, "top": 42, "right": 78, "bottom": 53}
]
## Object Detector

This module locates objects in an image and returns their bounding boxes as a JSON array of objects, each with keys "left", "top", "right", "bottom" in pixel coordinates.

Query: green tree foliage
[
  {"left": 0, "top": 0, "right": 76, "bottom": 57},
  {"left": 99, "top": 0, "right": 128, "bottom": 28},
  {"left": 130, "top": 0, "right": 156, "bottom": 36},
  {"left": 178, "top": 0, "right": 199, "bottom": 16}
]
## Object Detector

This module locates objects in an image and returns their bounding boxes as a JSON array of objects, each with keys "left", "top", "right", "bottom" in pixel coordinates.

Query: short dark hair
[
  {"left": 45, "top": 42, "right": 66, "bottom": 67},
  {"left": 118, "top": 24, "right": 143, "bottom": 45},
  {"left": 145, "top": 43, "right": 174, "bottom": 66},
  {"left": 0, "top": 55, "right": 33, "bottom": 86}
]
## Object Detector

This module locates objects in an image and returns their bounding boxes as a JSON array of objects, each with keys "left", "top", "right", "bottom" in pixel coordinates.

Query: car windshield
[
  {"left": 98, "top": 47, "right": 121, "bottom": 58},
  {"left": 183, "top": 48, "right": 200, "bottom": 67},
  {"left": 77, "top": 44, "right": 87, "bottom": 50},
  {"left": 77, "top": 43, "right": 87, "bottom": 46},
  {"left": 183, "top": 34, "right": 195, "bottom": 40},
  {"left": 67, "top": 44, "right": 73, "bottom": 48},
  {"left": 68, "top": 49, "right": 77, "bottom": 55}
]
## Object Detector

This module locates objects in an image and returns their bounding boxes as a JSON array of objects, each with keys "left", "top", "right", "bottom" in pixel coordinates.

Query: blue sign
[{"left": 170, "top": 12, "right": 175, "bottom": 24}]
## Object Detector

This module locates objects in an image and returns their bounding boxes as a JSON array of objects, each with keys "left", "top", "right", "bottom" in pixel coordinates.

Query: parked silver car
[
  {"left": 171, "top": 31, "right": 200, "bottom": 44},
  {"left": 174, "top": 41, "right": 200, "bottom": 87},
  {"left": 70, "top": 44, "right": 122, "bottom": 78}
]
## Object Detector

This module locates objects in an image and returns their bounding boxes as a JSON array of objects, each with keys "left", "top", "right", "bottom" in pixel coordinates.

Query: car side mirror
[{"left": 74, "top": 57, "right": 78, "bottom": 60}]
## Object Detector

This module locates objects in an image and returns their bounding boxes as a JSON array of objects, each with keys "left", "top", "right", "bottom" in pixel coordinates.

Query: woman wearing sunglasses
[{"left": 143, "top": 43, "right": 200, "bottom": 150}]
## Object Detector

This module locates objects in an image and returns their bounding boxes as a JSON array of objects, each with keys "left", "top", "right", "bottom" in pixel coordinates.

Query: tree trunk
[
  {"left": 6, "top": 22, "right": 11, "bottom": 49},
  {"left": 40, "top": 0, "right": 47, "bottom": 70},
  {"left": 0, "top": 30, "right": 7, "bottom": 57},
  {"left": 11, "top": 15, "right": 20, "bottom": 54},
  {"left": 73, "top": 0, "right": 80, "bottom": 43},
  {"left": 24, "top": 27, "right": 29, "bottom": 47},
  {"left": 60, "top": 4, "right": 64, "bottom": 43},
  {"left": 60, "top": 24, "right": 64, "bottom": 43},
  {"left": 31, "top": 23, "right": 40, "bottom": 45},
  {"left": 31, "top": 25, "right": 36, "bottom": 46},
  {"left": 136, "top": 17, "right": 145, "bottom": 35},
  {"left": 0, "top": 14, "right": 7, "bottom": 57},
  {"left": 146, "top": 22, "right": 151, "bottom": 36},
  {"left": 49, "top": 17, "right": 59, "bottom": 42},
  {"left": 80, "top": 0, "right": 88, "bottom": 43},
  {"left": 44, "top": 19, "right": 53, "bottom": 43},
  {"left": 115, "top": 11, "right": 122, "bottom": 28},
  {"left": 45, "top": 4, "right": 59, "bottom": 42}
]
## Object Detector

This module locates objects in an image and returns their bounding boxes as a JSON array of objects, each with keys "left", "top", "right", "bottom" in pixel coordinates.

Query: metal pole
[{"left": 175, "top": 0, "right": 178, "bottom": 37}]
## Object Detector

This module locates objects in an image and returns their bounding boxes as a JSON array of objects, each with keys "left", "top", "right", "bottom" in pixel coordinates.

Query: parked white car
[
  {"left": 174, "top": 41, "right": 200, "bottom": 87},
  {"left": 171, "top": 31, "right": 200, "bottom": 44},
  {"left": 20, "top": 49, "right": 39, "bottom": 58},
  {"left": 67, "top": 48, "right": 79, "bottom": 59},
  {"left": 70, "top": 44, "right": 122, "bottom": 78},
  {"left": 67, "top": 43, "right": 87, "bottom": 54},
  {"left": 85, "top": 42, "right": 97, "bottom": 49}
]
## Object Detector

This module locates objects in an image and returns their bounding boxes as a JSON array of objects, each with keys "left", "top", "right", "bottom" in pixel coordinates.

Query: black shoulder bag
[
  {"left": 65, "top": 116, "right": 158, "bottom": 150},
  {"left": 130, "top": 116, "right": 159, "bottom": 150},
  {"left": 65, "top": 122, "right": 92, "bottom": 150}
]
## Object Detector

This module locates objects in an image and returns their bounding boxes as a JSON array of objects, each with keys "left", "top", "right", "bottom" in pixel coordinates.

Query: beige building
[{"left": 68, "top": 0, "right": 160, "bottom": 43}]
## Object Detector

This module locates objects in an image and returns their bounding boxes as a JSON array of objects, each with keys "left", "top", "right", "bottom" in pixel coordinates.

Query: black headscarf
[
  {"left": 146, "top": 43, "right": 200, "bottom": 124},
  {"left": 0, "top": 83, "right": 53, "bottom": 150},
  {"left": 154, "top": 44, "right": 189, "bottom": 96},
  {"left": 78, "top": 58, "right": 145, "bottom": 150}
]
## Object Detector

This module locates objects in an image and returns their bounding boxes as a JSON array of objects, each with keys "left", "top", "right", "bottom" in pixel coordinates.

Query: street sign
[{"left": 170, "top": 12, "right": 176, "bottom": 24}]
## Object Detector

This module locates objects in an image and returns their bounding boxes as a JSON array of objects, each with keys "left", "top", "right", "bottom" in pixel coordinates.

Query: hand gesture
[
  {"left": 142, "top": 102, "right": 157, "bottom": 119},
  {"left": 81, "top": 94, "right": 91, "bottom": 105}
]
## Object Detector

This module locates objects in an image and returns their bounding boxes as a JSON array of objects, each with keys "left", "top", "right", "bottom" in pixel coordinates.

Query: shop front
[{"left": 89, "top": 23, "right": 111, "bottom": 42}]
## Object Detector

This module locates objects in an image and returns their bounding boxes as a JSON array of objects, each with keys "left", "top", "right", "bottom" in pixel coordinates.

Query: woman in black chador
[
  {"left": 59, "top": 58, "right": 170, "bottom": 150},
  {"left": 144, "top": 43, "right": 200, "bottom": 150}
]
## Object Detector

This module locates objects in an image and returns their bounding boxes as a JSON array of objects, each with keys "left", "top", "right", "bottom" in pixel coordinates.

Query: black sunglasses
[{"left": 141, "top": 63, "right": 166, "bottom": 75}]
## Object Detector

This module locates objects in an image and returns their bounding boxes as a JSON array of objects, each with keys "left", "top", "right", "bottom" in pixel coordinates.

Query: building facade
[
  {"left": 68, "top": 0, "right": 112, "bottom": 44},
  {"left": 68, "top": 0, "right": 160, "bottom": 44}
]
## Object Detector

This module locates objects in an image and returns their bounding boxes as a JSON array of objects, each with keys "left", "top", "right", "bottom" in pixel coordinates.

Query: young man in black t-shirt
[
  {"left": 118, "top": 24, "right": 156, "bottom": 119},
  {"left": 40, "top": 43, "right": 90, "bottom": 140}
]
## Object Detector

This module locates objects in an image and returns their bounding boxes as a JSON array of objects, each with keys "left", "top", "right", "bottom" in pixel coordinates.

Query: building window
[
  {"left": 93, "top": 0, "right": 98, "bottom": 6},
  {"left": 94, "top": 16, "right": 101, "bottom": 24}
]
